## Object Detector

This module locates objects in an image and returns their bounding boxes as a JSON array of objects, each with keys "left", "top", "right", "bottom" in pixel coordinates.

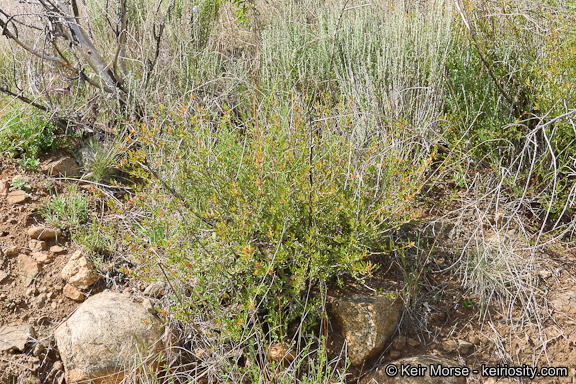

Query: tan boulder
[{"left": 54, "top": 292, "right": 165, "bottom": 384}]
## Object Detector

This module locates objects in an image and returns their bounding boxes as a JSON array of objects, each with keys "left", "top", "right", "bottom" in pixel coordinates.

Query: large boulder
[
  {"left": 331, "top": 293, "right": 403, "bottom": 366},
  {"left": 54, "top": 292, "right": 165, "bottom": 384},
  {"left": 363, "top": 356, "right": 467, "bottom": 384}
]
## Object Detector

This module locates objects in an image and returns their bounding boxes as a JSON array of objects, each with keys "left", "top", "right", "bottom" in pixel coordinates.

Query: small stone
[
  {"left": 443, "top": 339, "right": 458, "bottom": 353},
  {"left": 34, "top": 293, "right": 47, "bottom": 309},
  {"left": 50, "top": 245, "right": 66, "bottom": 254},
  {"left": 29, "top": 240, "right": 47, "bottom": 252},
  {"left": 61, "top": 251, "right": 98, "bottom": 289},
  {"left": 33, "top": 343, "right": 46, "bottom": 357},
  {"left": 0, "top": 271, "right": 8, "bottom": 284},
  {"left": 407, "top": 337, "right": 421, "bottom": 347},
  {"left": 53, "top": 361, "right": 64, "bottom": 371},
  {"left": 141, "top": 299, "right": 157, "bottom": 316},
  {"left": 26, "top": 287, "right": 38, "bottom": 297},
  {"left": 144, "top": 282, "right": 166, "bottom": 298},
  {"left": 28, "top": 226, "right": 61, "bottom": 241},
  {"left": 392, "top": 336, "right": 407, "bottom": 350},
  {"left": 51, "top": 302, "right": 57, "bottom": 309},
  {"left": 269, "top": 343, "right": 295, "bottom": 363},
  {"left": 469, "top": 334, "right": 480, "bottom": 345},
  {"left": 390, "top": 350, "right": 402, "bottom": 359},
  {"left": 7, "top": 190, "right": 28, "bottom": 205},
  {"left": 63, "top": 284, "right": 85, "bottom": 302},
  {"left": 18, "top": 254, "right": 42, "bottom": 286},
  {"left": 4, "top": 246, "right": 19, "bottom": 256},
  {"left": 0, "top": 324, "right": 36, "bottom": 352},
  {"left": 457, "top": 340, "right": 474, "bottom": 354},
  {"left": 32, "top": 252, "right": 52, "bottom": 264},
  {"left": 538, "top": 270, "right": 552, "bottom": 279}
]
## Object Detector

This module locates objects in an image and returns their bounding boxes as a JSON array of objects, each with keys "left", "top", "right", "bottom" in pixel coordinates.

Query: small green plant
[
  {"left": 80, "top": 136, "right": 122, "bottom": 182},
  {"left": 40, "top": 184, "right": 89, "bottom": 229},
  {"left": 10, "top": 176, "right": 31, "bottom": 191},
  {"left": 17, "top": 156, "right": 40, "bottom": 171}
]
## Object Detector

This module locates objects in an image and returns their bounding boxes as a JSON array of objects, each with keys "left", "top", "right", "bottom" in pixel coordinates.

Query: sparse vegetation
[{"left": 1, "top": 0, "right": 575, "bottom": 381}]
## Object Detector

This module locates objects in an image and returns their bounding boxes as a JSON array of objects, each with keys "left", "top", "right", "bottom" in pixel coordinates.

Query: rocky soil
[{"left": 1, "top": 154, "right": 575, "bottom": 383}]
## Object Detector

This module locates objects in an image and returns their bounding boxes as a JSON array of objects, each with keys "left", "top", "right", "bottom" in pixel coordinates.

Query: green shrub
[{"left": 124, "top": 96, "right": 425, "bottom": 339}]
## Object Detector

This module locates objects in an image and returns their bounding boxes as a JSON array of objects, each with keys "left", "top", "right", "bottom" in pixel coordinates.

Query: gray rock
[
  {"left": 0, "top": 324, "right": 36, "bottom": 352},
  {"left": 363, "top": 356, "right": 466, "bottom": 384},
  {"left": 61, "top": 250, "right": 98, "bottom": 289},
  {"left": 331, "top": 293, "right": 403, "bottom": 366},
  {"left": 28, "top": 226, "right": 61, "bottom": 241},
  {"left": 54, "top": 292, "right": 165, "bottom": 384}
]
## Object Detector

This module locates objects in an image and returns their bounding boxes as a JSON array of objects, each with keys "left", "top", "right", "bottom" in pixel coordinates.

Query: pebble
[
  {"left": 390, "top": 350, "right": 402, "bottom": 359},
  {"left": 7, "top": 190, "right": 28, "bottom": 205},
  {"left": 63, "top": 284, "right": 85, "bottom": 302},
  {"left": 29, "top": 240, "right": 47, "bottom": 252}
]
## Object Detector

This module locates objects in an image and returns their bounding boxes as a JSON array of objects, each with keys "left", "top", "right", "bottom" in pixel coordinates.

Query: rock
[
  {"left": 142, "top": 299, "right": 157, "bottom": 317},
  {"left": 54, "top": 292, "right": 165, "bottom": 384},
  {"left": 0, "top": 270, "right": 8, "bottom": 284},
  {"left": 269, "top": 343, "right": 295, "bottom": 364},
  {"left": 18, "top": 254, "right": 42, "bottom": 286},
  {"left": 33, "top": 343, "right": 46, "bottom": 357},
  {"left": 26, "top": 287, "right": 38, "bottom": 297},
  {"left": 0, "top": 324, "right": 36, "bottom": 352},
  {"left": 7, "top": 190, "right": 28, "bottom": 205},
  {"left": 50, "top": 245, "right": 66, "bottom": 254},
  {"left": 457, "top": 340, "right": 474, "bottom": 355},
  {"left": 551, "top": 291, "right": 576, "bottom": 315},
  {"left": 392, "top": 336, "right": 407, "bottom": 350},
  {"left": 0, "top": 178, "right": 8, "bottom": 198},
  {"left": 362, "top": 356, "right": 467, "bottom": 384},
  {"left": 41, "top": 157, "right": 80, "bottom": 177},
  {"left": 28, "top": 226, "right": 61, "bottom": 241},
  {"left": 29, "top": 240, "right": 47, "bottom": 252},
  {"left": 390, "top": 350, "right": 402, "bottom": 359},
  {"left": 442, "top": 339, "right": 458, "bottom": 353},
  {"left": 63, "top": 284, "right": 85, "bottom": 302},
  {"left": 61, "top": 251, "right": 98, "bottom": 289},
  {"left": 144, "top": 282, "right": 166, "bottom": 298},
  {"left": 53, "top": 361, "right": 64, "bottom": 371},
  {"left": 331, "top": 293, "right": 403, "bottom": 366},
  {"left": 538, "top": 270, "right": 552, "bottom": 279},
  {"left": 407, "top": 338, "right": 421, "bottom": 347},
  {"left": 32, "top": 251, "right": 52, "bottom": 264},
  {"left": 4, "top": 246, "right": 19, "bottom": 256}
]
